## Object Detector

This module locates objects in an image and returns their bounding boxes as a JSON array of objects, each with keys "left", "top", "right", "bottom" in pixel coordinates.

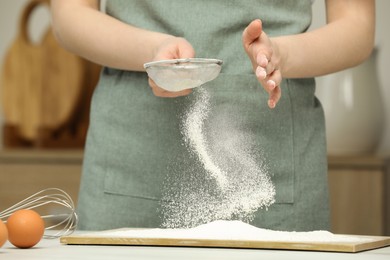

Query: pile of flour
[
  {"left": 101, "top": 220, "right": 372, "bottom": 244},
  {"left": 160, "top": 88, "right": 275, "bottom": 228}
]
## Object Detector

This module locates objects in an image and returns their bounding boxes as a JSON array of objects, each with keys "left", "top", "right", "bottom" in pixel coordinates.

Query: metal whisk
[{"left": 0, "top": 188, "right": 78, "bottom": 239}]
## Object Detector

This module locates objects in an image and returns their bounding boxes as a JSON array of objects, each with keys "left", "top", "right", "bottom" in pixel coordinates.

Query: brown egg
[
  {"left": 0, "top": 219, "right": 8, "bottom": 248},
  {"left": 6, "top": 209, "right": 45, "bottom": 248}
]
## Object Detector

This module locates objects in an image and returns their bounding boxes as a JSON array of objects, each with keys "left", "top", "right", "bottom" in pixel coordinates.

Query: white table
[{"left": 1, "top": 235, "right": 390, "bottom": 260}]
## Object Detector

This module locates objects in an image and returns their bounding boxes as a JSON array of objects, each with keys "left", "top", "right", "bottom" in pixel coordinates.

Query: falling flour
[
  {"left": 182, "top": 88, "right": 228, "bottom": 189},
  {"left": 100, "top": 220, "right": 373, "bottom": 244},
  {"left": 160, "top": 88, "right": 275, "bottom": 228}
]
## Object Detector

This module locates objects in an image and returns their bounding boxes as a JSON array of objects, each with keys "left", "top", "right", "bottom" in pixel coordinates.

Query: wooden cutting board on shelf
[{"left": 0, "top": 0, "right": 87, "bottom": 141}]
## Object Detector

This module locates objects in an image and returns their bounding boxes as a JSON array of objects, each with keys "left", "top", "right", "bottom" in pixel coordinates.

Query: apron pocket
[
  {"left": 104, "top": 170, "right": 161, "bottom": 201},
  {"left": 98, "top": 69, "right": 184, "bottom": 201}
]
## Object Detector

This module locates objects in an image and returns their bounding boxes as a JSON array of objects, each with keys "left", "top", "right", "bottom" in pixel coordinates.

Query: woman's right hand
[
  {"left": 51, "top": 0, "right": 195, "bottom": 98},
  {"left": 148, "top": 37, "right": 195, "bottom": 98}
]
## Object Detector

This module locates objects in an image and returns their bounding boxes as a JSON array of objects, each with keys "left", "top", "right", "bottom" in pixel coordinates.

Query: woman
[{"left": 51, "top": 0, "right": 375, "bottom": 231}]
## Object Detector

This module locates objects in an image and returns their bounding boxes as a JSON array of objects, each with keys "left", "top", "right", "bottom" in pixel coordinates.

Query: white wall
[
  {"left": 0, "top": 0, "right": 389, "bottom": 155},
  {"left": 310, "top": 0, "right": 390, "bottom": 155}
]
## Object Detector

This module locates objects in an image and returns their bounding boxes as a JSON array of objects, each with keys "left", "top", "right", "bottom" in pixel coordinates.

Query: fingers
[
  {"left": 243, "top": 20, "right": 283, "bottom": 109},
  {"left": 178, "top": 38, "right": 196, "bottom": 59},
  {"left": 148, "top": 78, "right": 192, "bottom": 98},
  {"left": 242, "top": 19, "right": 262, "bottom": 50},
  {"left": 266, "top": 77, "right": 281, "bottom": 109},
  {"left": 256, "top": 53, "right": 269, "bottom": 68},
  {"left": 256, "top": 61, "right": 282, "bottom": 109},
  {"left": 254, "top": 43, "right": 281, "bottom": 109},
  {"left": 268, "top": 85, "right": 281, "bottom": 109},
  {"left": 266, "top": 69, "right": 282, "bottom": 109}
]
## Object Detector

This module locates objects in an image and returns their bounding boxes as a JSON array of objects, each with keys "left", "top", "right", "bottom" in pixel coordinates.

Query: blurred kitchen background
[{"left": 0, "top": 1, "right": 389, "bottom": 236}]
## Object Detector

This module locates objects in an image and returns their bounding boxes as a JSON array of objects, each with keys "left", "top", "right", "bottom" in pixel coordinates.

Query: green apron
[{"left": 77, "top": 0, "right": 330, "bottom": 231}]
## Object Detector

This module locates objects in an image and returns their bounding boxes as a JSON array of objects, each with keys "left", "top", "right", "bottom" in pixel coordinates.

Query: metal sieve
[{"left": 144, "top": 58, "right": 223, "bottom": 92}]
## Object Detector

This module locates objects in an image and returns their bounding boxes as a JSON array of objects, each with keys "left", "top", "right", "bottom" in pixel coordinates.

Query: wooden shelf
[
  {"left": 328, "top": 155, "right": 390, "bottom": 236},
  {"left": 0, "top": 149, "right": 83, "bottom": 223}
]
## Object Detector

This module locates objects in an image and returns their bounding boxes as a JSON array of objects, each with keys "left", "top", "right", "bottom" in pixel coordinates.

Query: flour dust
[{"left": 160, "top": 88, "right": 275, "bottom": 228}]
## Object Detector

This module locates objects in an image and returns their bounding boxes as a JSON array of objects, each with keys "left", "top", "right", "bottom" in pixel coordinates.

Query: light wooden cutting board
[
  {"left": 1, "top": 0, "right": 87, "bottom": 141},
  {"left": 60, "top": 228, "right": 390, "bottom": 253}
]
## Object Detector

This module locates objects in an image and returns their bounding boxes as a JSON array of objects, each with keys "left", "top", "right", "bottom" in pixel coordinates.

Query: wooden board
[
  {"left": 0, "top": 0, "right": 87, "bottom": 141},
  {"left": 60, "top": 228, "right": 390, "bottom": 253}
]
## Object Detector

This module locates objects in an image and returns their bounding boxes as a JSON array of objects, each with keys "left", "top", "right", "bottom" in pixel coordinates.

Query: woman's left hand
[{"left": 242, "top": 19, "right": 282, "bottom": 109}]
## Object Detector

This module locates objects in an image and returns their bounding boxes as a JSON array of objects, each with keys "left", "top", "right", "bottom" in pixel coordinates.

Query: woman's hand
[
  {"left": 242, "top": 19, "right": 282, "bottom": 109},
  {"left": 148, "top": 37, "right": 195, "bottom": 98},
  {"left": 51, "top": 0, "right": 196, "bottom": 98}
]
